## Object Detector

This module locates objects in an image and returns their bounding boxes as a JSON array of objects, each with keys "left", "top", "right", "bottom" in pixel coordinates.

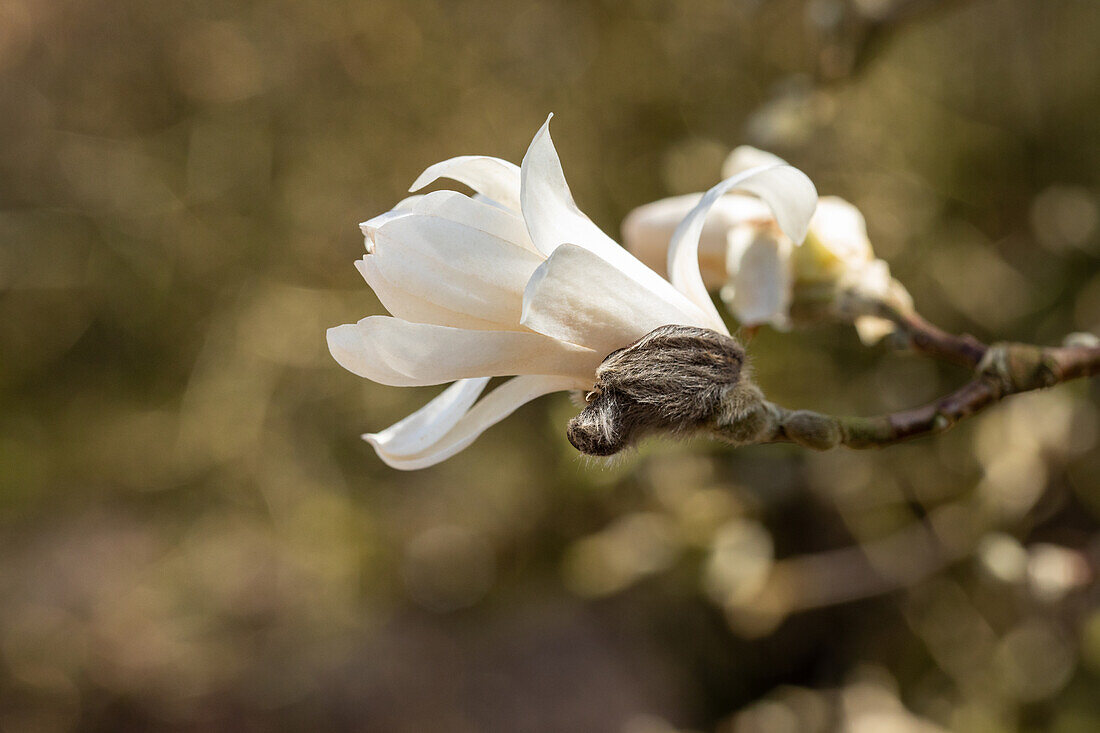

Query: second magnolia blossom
[
  {"left": 622, "top": 146, "right": 913, "bottom": 343},
  {"left": 328, "top": 118, "right": 818, "bottom": 469}
]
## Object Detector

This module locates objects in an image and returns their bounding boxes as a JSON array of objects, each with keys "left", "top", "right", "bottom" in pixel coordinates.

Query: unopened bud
[{"left": 567, "top": 325, "right": 749, "bottom": 456}]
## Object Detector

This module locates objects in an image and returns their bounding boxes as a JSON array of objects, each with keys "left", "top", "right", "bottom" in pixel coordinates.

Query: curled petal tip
[
  {"left": 666, "top": 163, "right": 817, "bottom": 323},
  {"left": 408, "top": 166, "right": 437, "bottom": 193},
  {"left": 326, "top": 324, "right": 359, "bottom": 371},
  {"left": 404, "top": 155, "right": 522, "bottom": 211},
  {"left": 721, "top": 146, "right": 788, "bottom": 178}
]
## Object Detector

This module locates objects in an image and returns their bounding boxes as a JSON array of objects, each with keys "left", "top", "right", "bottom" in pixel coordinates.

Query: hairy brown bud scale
[{"left": 567, "top": 325, "right": 751, "bottom": 456}]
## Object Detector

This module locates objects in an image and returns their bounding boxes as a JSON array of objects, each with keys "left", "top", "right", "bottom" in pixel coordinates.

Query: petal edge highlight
[
  {"left": 364, "top": 377, "right": 491, "bottom": 457},
  {"left": 668, "top": 164, "right": 817, "bottom": 322},
  {"left": 369, "top": 375, "right": 580, "bottom": 470},
  {"left": 410, "top": 155, "right": 522, "bottom": 213}
]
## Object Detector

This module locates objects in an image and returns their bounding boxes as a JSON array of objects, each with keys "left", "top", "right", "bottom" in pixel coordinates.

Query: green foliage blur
[{"left": 2, "top": 0, "right": 1100, "bottom": 730}]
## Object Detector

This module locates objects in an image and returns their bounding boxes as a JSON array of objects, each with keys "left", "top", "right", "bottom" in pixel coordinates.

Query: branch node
[
  {"left": 978, "top": 342, "right": 1057, "bottom": 394},
  {"left": 781, "top": 410, "right": 843, "bottom": 450}
]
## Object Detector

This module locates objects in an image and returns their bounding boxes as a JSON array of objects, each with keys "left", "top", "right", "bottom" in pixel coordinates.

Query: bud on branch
[
  {"left": 569, "top": 325, "right": 1100, "bottom": 457},
  {"left": 567, "top": 325, "right": 768, "bottom": 455}
]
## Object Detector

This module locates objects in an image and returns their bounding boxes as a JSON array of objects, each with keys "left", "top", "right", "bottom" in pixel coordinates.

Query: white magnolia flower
[
  {"left": 622, "top": 146, "right": 911, "bottom": 343},
  {"left": 328, "top": 118, "right": 817, "bottom": 469}
]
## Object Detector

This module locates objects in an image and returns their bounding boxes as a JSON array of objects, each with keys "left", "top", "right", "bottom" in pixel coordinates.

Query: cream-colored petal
[
  {"left": 472, "top": 193, "right": 513, "bottom": 212},
  {"left": 519, "top": 116, "right": 694, "bottom": 303},
  {"left": 520, "top": 115, "right": 611, "bottom": 258},
  {"left": 334, "top": 315, "right": 600, "bottom": 386},
  {"left": 854, "top": 315, "right": 896, "bottom": 345},
  {"left": 406, "top": 190, "right": 537, "bottom": 252},
  {"left": 841, "top": 258, "right": 892, "bottom": 299},
  {"left": 721, "top": 145, "right": 788, "bottom": 178},
  {"left": 371, "top": 213, "right": 544, "bottom": 327},
  {"left": 354, "top": 257, "right": 506, "bottom": 331},
  {"left": 668, "top": 165, "right": 817, "bottom": 324},
  {"left": 393, "top": 194, "right": 425, "bottom": 210},
  {"left": 521, "top": 243, "right": 721, "bottom": 356},
  {"left": 621, "top": 193, "right": 775, "bottom": 287},
  {"left": 327, "top": 323, "right": 421, "bottom": 386},
  {"left": 369, "top": 375, "right": 581, "bottom": 470},
  {"left": 364, "top": 377, "right": 490, "bottom": 457},
  {"left": 360, "top": 210, "right": 413, "bottom": 252},
  {"left": 409, "top": 155, "right": 521, "bottom": 212},
  {"left": 807, "top": 196, "right": 875, "bottom": 263},
  {"left": 722, "top": 226, "right": 793, "bottom": 328}
]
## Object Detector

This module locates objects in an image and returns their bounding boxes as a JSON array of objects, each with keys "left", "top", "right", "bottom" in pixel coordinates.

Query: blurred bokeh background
[{"left": 2, "top": 0, "right": 1100, "bottom": 730}]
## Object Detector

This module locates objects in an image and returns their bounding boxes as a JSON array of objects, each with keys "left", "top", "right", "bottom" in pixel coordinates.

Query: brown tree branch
[
  {"left": 713, "top": 340, "right": 1100, "bottom": 450},
  {"left": 875, "top": 303, "right": 989, "bottom": 370}
]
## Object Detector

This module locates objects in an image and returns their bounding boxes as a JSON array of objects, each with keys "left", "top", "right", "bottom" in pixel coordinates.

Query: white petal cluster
[
  {"left": 622, "top": 146, "right": 911, "bottom": 342},
  {"left": 329, "top": 119, "right": 817, "bottom": 469}
]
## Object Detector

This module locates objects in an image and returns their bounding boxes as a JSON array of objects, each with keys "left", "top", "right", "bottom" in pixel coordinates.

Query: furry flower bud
[{"left": 567, "top": 325, "right": 755, "bottom": 456}]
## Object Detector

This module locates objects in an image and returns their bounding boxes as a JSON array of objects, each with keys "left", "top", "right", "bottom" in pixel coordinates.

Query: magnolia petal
[
  {"left": 472, "top": 193, "right": 512, "bottom": 212},
  {"left": 393, "top": 194, "right": 425, "bottom": 210},
  {"left": 407, "top": 190, "right": 537, "bottom": 252},
  {"left": 371, "top": 214, "right": 544, "bottom": 327},
  {"left": 854, "top": 315, "right": 896, "bottom": 345},
  {"left": 327, "top": 323, "right": 422, "bottom": 386},
  {"left": 845, "top": 259, "right": 893, "bottom": 299},
  {"left": 731, "top": 166, "right": 818, "bottom": 245},
  {"left": 409, "top": 155, "right": 521, "bottom": 212},
  {"left": 621, "top": 193, "right": 775, "bottom": 287},
  {"left": 668, "top": 164, "right": 817, "bottom": 322},
  {"left": 806, "top": 196, "right": 874, "bottom": 264},
  {"left": 360, "top": 210, "right": 414, "bottom": 252},
  {"left": 520, "top": 114, "right": 615, "bottom": 259},
  {"left": 364, "top": 377, "right": 490, "bottom": 457},
  {"left": 369, "top": 375, "right": 580, "bottom": 470},
  {"left": 354, "top": 257, "right": 506, "bottom": 331},
  {"left": 519, "top": 116, "right": 695, "bottom": 301},
  {"left": 521, "top": 243, "right": 722, "bottom": 356},
  {"left": 721, "top": 145, "right": 788, "bottom": 178},
  {"left": 336, "top": 315, "right": 600, "bottom": 386},
  {"left": 722, "top": 226, "right": 793, "bottom": 328}
]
